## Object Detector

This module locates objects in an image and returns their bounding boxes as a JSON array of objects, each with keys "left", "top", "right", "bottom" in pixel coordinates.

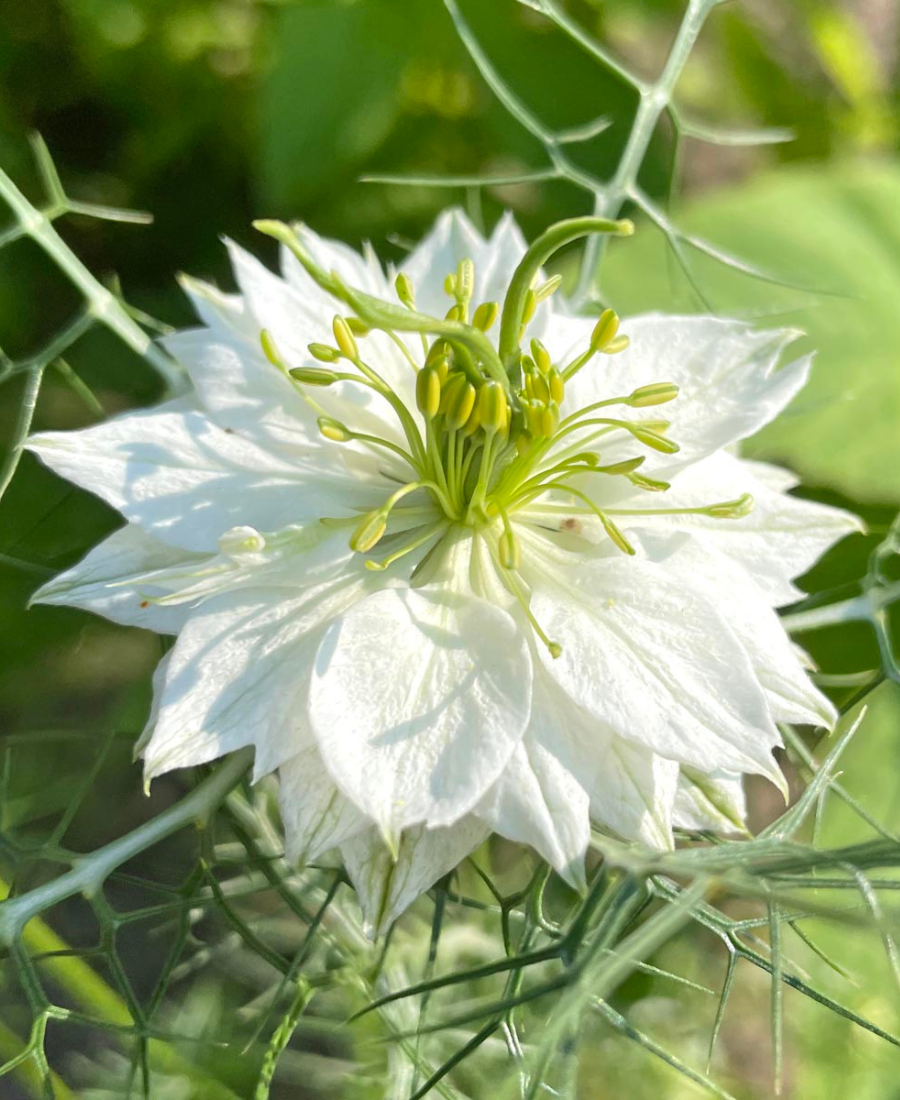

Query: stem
[
  {"left": 0, "top": 164, "right": 181, "bottom": 390},
  {"left": 573, "top": 0, "right": 721, "bottom": 304},
  {"left": 0, "top": 749, "right": 252, "bottom": 943}
]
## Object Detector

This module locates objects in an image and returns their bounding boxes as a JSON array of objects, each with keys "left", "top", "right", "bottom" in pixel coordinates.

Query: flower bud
[{"left": 345, "top": 317, "right": 370, "bottom": 337}]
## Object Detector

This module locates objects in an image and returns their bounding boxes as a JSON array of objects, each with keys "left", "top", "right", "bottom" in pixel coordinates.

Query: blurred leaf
[
  {"left": 258, "top": 0, "right": 422, "bottom": 209},
  {"left": 602, "top": 159, "right": 900, "bottom": 504}
]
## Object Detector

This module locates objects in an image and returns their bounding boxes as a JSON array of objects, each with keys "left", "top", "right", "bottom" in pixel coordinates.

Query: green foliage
[
  {"left": 2, "top": 1, "right": 900, "bottom": 1098},
  {"left": 602, "top": 160, "right": 900, "bottom": 504}
]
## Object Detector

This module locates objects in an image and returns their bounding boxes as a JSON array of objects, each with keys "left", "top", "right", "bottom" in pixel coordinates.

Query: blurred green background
[{"left": 1, "top": 0, "right": 900, "bottom": 1097}]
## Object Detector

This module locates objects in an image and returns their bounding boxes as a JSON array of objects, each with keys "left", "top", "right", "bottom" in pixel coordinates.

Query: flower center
[{"left": 253, "top": 217, "right": 755, "bottom": 655}]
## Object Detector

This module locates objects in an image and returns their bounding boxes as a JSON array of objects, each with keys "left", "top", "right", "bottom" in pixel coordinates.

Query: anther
[
  {"left": 498, "top": 527, "right": 521, "bottom": 570},
  {"left": 590, "top": 309, "right": 620, "bottom": 352},
  {"left": 456, "top": 259, "right": 475, "bottom": 304},
  {"left": 260, "top": 329, "right": 284, "bottom": 368},
  {"left": 395, "top": 272, "right": 415, "bottom": 309},
  {"left": 530, "top": 338, "right": 552, "bottom": 375},
  {"left": 290, "top": 367, "right": 340, "bottom": 386},
  {"left": 600, "top": 514, "right": 635, "bottom": 555},
  {"left": 547, "top": 368, "right": 565, "bottom": 404},
  {"left": 218, "top": 525, "right": 266, "bottom": 556},
  {"left": 317, "top": 416, "right": 351, "bottom": 442},
  {"left": 475, "top": 381, "right": 509, "bottom": 436},
  {"left": 332, "top": 316, "right": 358, "bottom": 360},
  {"left": 630, "top": 425, "right": 680, "bottom": 454},
  {"left": 626, "top": 382, "right": 679, "bottom": 408},
  {"left": 416, "top": 366, "right": 442, "bottom": 420},
  {"left": 472, "top": 301, "right": 499, "bottom": 332},
  {"left": 598, "top": 456, "right": 645, "bottom": 475},
  {"left": 525, "top": 369, "right": 550, "bottom": 405},
  {"left": 533, "top": 273, "right": 563, "bottom": 302},
  {"left": 308, "top": 342, "right": 341, "bottom": 363},
  {"left": 602, "top": 335, "right": 630, "bottom": 355},
  {"left": 628, "top": 473, "right": 670, "bottom": 492},
  {"left": 350, "top": 510, "right": 388, "bottom": 554},
  {"left": 706, "top": 493, "right": 754, "bottom": 519},
  {"left": 440, "top": 372, "right": 477, "bottom": 430}
]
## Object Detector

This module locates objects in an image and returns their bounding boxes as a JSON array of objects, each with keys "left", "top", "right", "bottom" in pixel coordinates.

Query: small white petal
[
  {"left": 341, "top": 817, "right": 489, "bottom": 938},
  {"left": 164, "top": 327, "right": 324, "bottom": 458},
  {"left": 475, "top": 737, "right": 591, "bottom": 890},
  {"left": 674, "top": 769, "right": 747, "bottom": 833},
  {"left": 278, "top": 748, "right": 368, "bottom": 863},
  {"left": 27, "top": 403, "right": 379, "bottom": 553},
  {"left": 402, "top": 209, "right": 488, "bottom": 318},
  {"left": 282, "top": 225, "right": 390, "bottom": 300},
  {"left": 309, "top": 587, "right": 532, "bottom": 839}
]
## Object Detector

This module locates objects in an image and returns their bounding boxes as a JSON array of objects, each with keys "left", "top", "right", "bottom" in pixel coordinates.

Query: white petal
[
  {"left": 163, "top": 327, "right": 323, "bottom": 458},
  {"left": 635, "top": 530, "right": 836, "bottom": 728},
  {"left": 27, "top": 403, "right": 373, "bottom": 552},
  {"left": 401, "top": 209, "right": 488, "bottom": 318},
  {"left": 591, "top": 738, "right": 678, "bottom": 850},
  {"left": 560, "top": 314, "right": 810, "bottom": 471},
  {"left": 521, "top": 666, "right": 675, "bottom": 852},
  {"left": 227, "top": 240, "right": 416, "bottom": 446},
  {"left": 674, "top": 769, "right": 747, "bottom": 833},
  {"left": 30, "top": 524, "right": 203, "bottom": 633},
  {"left": 142, "top": 579, "right": 366, "bottom": 781},
  {"left": 528, "top": 554, "right": 785, "bottom": 786},
  {"left": 341, "top": 817, "right": 488, "bottom": 938},
  {"left": 309, "top": 587, "right": 532, "bottom": 839},
  {"left": 278, "top": 748, "right": 368, "bottom": 863},
  {"left": 226, "top": 239, "right": 333, "bottom": 362},
  {"left": 620, "top": 452, "right": 862, "bottom": 605}
]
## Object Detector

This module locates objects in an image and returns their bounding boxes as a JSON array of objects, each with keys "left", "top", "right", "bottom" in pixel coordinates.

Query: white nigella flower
[{"left": 27, "top": 209, "right": 860, "bottom": 935}]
